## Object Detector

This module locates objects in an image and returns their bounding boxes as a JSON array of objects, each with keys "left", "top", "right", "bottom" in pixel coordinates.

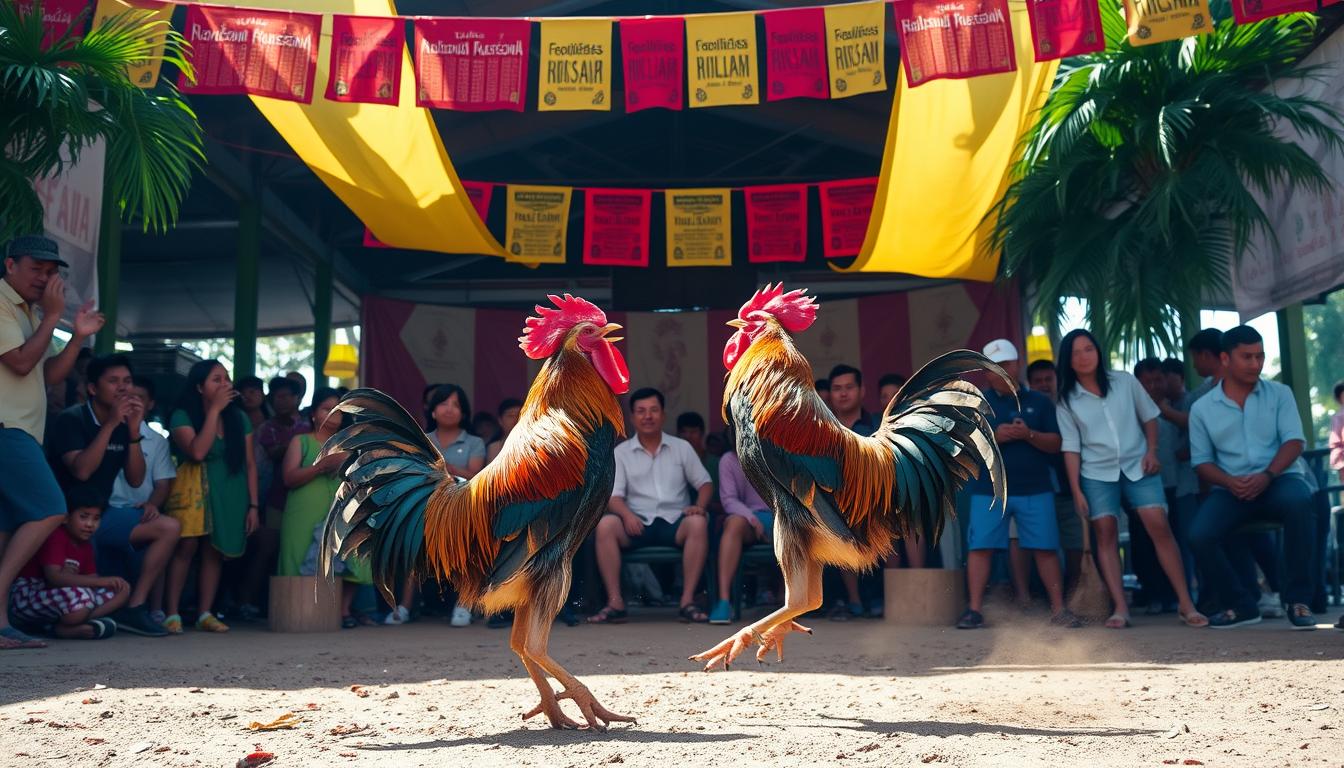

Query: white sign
[{"left": 31, "top": 137, "right": 105, "bottom": 324}]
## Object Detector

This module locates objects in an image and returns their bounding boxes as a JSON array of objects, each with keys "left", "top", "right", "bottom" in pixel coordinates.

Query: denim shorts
[
  {"left": 1079, "top": 473, "right": 1167, "bottom": 520},
  {"left": 0, "top": 428, "right": 65, "bottom": 533},
  {"left": 970, "top": 493, "right": 1058, "bottom": 550}
]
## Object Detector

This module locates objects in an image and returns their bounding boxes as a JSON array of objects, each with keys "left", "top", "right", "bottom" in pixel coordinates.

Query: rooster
[
  {"left": 320, "top": 294, "right": 636, "bottom": 730},
  {"left": 691, "top": 284, "right": 1011, "bottom": 671}
]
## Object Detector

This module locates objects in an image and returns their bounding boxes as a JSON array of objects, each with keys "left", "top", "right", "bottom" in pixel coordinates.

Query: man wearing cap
[
  {"left": 957, "top": 339, "right": 1078, "bottom": 629},
  {"left": 0, "top": 235, "right": 105, "bottom": 649}
]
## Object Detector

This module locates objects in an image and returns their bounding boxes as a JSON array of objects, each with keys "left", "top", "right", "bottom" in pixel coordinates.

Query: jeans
[{"left": 1190, "top": 475, "right": 1316, "bottom": 612}]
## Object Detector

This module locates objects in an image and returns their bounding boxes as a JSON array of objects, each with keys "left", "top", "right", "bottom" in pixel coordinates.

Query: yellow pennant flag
[
  {"left": 92, "top": 0, "right": 174, "bottom": 88},
  {"left": 506, "top": 185, "right": 572, "bottom": 264},
  {"left": 823, "top": 1, "right": 886, "bottom": 99},
  {"left": 665, "top": 188, "right": 731, "bottom": 267},
  {"left": 538, "top": 18, "right": 612, "bottom": 111},
  {"left": 685, "top": 13, "right": 759, "bottom": 108},
  {"left": 1123, "top": 0, "right": 1213, "bottom": 46}
]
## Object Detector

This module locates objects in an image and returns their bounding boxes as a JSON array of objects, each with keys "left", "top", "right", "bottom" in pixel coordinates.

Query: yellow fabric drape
[
  {"left": 224, "top": 0, "right": 503, "bottom": 256},
  {"left": 842, "top": 1, "right": 1056, "bottom": 281}
]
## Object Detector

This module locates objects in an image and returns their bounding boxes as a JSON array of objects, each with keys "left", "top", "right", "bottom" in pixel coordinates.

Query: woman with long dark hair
[
  {"left": 162, "top": 360, "right": 258, "bottom": 633},
  {"left": 1055, "top": 330, "right": 1206, "bottom": 629}
]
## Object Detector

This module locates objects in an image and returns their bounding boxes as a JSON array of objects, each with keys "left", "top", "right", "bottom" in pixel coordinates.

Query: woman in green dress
[{"left": 164, "top": 359, "right": 259, "bottom": 633}]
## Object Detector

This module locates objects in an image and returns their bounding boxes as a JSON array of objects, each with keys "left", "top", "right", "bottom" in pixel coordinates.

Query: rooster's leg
[
  {"left": 689, "top": 554, "right": 822, "bottom": 672},
  {"left": 514, "top": 604, "right": 582, "bottom": 730},
  {"left": 520, "top": 603, "right": 637, "bottom": 731}
]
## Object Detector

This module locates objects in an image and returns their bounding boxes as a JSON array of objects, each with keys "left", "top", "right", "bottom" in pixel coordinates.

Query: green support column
[
  {"left": 1179, "top": 304, "right": 1200, "bottom": 389},
  {"left": 313, "top": 254, "right": 332, "bottom": 387},
  {"left": 234, "top": 199, "right": 260, "bottom": 379},
  {"left": 94, "top": 177, "right": 121, "bottom": 354},
  {"left": 1276, "top": 302, "right": 1314, "bottom": 447}
]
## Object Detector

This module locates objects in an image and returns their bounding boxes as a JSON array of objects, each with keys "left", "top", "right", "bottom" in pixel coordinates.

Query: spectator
[
  {"left": 957, "top": 340, "right": 1077, "bottom": 629},
  {"left": 486, "top": 398, "right": 523, "bottom": 463},
  {"left": 472, "top": 412, "right": 501, "bottom": 446},
  {"left": 236, "top": 376, "right": 268, "bottom": 429},
  {"left": 815, "top": 378, "right": 831, "bottom": 409},
  {"left": 676, "top": 411, "right": 721, "bottom": 514},
  {"left": 8, "top": 490, "right": 130, "bottom": 640},
  {"left": 285, "top": 370, "right": 308, "bottom": 406},
  {"left": 1188, "top": 326, "right": 1317, "bottom": 629},
  {"left": 1129, "top": 358, "right": 1182, "bottom": 614},
  {"left": 1187, "top": 328, "right": 1224, "bottom": 402},
  {"left": 46, "top": 355, "right": 175, "bottom": 636},
  {"left": 1, "top": 235, "right": 104, "bottom": 650},
  {"left": 163, "top": 359, "right": 260, "bottom": 633},
  {"left": 877, "top": 372, "right": 908, "bottom": 406},
  {"left": 590, "top": 388, "right": 713, "bottom": 624},
  {"left": 1020, "top": 358, "right": 1084, "bottom": 598},
  {"left": 1055, "top": 329, "right": 1206, "bottom": 629},
  {"left": 1329, "top": 381, "right": 1344, "bottom": 486},
  {"left": 1159, "top": 357, "right": 1202, "bottom": 606},
  {"left": 1027, "top": 359, "right": 1057, "bottom": 398},
  {"left": 708, "top": 418, "right": 774, "bottom": 625},
  {"left": 244, "top": 376, "right": 311, "bottom": 620}
]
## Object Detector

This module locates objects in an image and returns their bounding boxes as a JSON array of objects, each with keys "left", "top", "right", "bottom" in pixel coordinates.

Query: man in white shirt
[{"left": 590, "top": 388, "right": 713, "bottom": 624}]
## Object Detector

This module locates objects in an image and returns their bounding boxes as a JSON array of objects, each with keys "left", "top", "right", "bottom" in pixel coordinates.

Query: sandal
[
  {"left": 678, "top": 604, "right": 708, "bottom": 623},
  {"left": 1179, "top": 610, "right": 1209, "bottom": 628},
  {"left": 341, "top": 616, "right": 358, "bottom": 629},
  {"left": 89, "top": 618, "right": 117, "bottom": 639},
  {"left": 0, "top": 625, "right": 47, "bottom": 649},
  {"left": 355, "top": 613, "right": 378, "bottom": 627},
  {"left": 1104, "top": 613, "right": 1132, "bottom": 629},
  {"left": 586, "top": 605, "right": 628, "bottom": 624},
  {"left": 162, "top": 614, "right": 183, "bottom": 634}
]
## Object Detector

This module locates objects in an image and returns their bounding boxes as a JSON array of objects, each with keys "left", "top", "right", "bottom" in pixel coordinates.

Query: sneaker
[
  {"left": 956, "top": 609, "right": 985, "bottom": 629},
  {"left": 237, "top": 603, "right": 262, "bottom": 622},
  {"left": 112, "top": 605, "right": 169, "bottom": 637},
  {"left": 1050, "top": 609, "right": 1083, "bottom": 628},
  {"left": 1258, "top": 592, "right": 1285, "bottom": 619},
  {"left": 1287, "top": 604, "right": 1316, "bottom": 630},
  {"left": 450, "top": 605, "right": 472, "bottom": 627},
  {"left": 827, "top": 601, "right": 852, "bottom": 622},
  {"left": 708, "top": 599, "right": 733, "bottom": 625},
  {"left": 866, "top": 599, "right": 884, "bottom": 619},
  {"left": 384, "top": 605, "right": 410, "bottom": 625},
  {"left": 195, "top": 612, "right": 230, "bottom": 633},
  {"left": 557, "top": 605, "right": 580, "bottom": 627},
  {"left": 148, "top": 610, "right": 167, "bottom": 626},
  {"left": 487, "top": 611, "right": 513, "bottom": 629},
  {"left": 1208, "top": 609, "right": 1261, "bottom": 629},
  {"left": 162, "top": 614, "right": 183, "bottom": 634}
]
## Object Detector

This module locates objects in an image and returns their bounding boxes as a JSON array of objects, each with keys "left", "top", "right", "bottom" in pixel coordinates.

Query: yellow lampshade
[
  {"left": 1025, "top": 333, "right": 1053, "bottom": 365},
  {"left": 323, "top": 343, "right": 359, "bottom": 379}
]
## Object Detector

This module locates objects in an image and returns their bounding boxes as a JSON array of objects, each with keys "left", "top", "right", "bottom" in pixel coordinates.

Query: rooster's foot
[
  {"left": 554, "top": 684, "right": 636, "bottom": 731},
  {"left": 523, "top": 692, "right": 582, "bottom": 730},
  {"left": 754, "top": 620, "right": 812, "bottom": 663}
]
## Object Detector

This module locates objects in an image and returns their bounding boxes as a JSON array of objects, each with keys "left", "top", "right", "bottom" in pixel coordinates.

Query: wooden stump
[
  {"left": 269, "top": 575, "right": 341, "bottom": 633},
  {"left": 884, "top": 568, "right": 966, "bottom": 626}
]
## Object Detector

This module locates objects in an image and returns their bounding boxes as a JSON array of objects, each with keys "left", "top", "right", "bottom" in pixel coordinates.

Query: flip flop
[
  {"left": 1104, "top": 613, "right": 1132, "bottom": 629},
  {"left": 586, "top": 605, "right": 628, "bottom": 624},
  {"left": 88, "top": 618, "right": 118, "bottom": 639},
  {"left": 1179, "top": 610, "right": 1209, "bottom": 628},
  {"left": 0, "top": 626, "right": 47, "bottom": 649}
]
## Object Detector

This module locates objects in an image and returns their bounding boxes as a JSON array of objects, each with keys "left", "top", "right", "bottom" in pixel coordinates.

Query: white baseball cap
[{"left": 982, "top": 339, "right": 1019, "bottom": 364}]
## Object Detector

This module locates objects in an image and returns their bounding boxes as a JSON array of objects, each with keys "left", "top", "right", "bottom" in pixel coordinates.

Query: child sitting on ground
[{"left": 8, "top": 492, "right": 131, "bottom": 639}]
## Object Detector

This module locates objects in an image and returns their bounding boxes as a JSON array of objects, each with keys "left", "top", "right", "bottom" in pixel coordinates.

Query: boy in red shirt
[{"left": 9, "top": 492, "right": 130, "bottom": 639}]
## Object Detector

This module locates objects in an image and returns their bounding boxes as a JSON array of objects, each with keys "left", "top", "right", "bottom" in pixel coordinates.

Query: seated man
[
  {"left": 46, "top": 355, "right": 176, "bottom": 637},
  {"left": 676, "top": 411, "right": 721, "bottom": 515},
  {"left": 590, "top": 388, "right": 713, "bottom": 624},
  {"left": 708, "top": 422, "right": 774, "bottom": 625},
  {"left": 1189, "top": 325, "right": 1317, "bottom": 630}
]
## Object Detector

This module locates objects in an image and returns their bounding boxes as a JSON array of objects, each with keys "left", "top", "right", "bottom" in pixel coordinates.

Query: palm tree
[
  {"left": 991, "top": 1, "right": 1344, "bottom": 358},
  {"left": 0, "top": 0, "right": 204, "bottom": 242}
]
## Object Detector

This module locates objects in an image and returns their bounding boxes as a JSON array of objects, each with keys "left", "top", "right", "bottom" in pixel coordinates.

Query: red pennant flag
[
  {"left": 462, "top": 181, "right": 493, "bottom": 222},
  {"left": 1231, "top": 0, "right": 1317, "bottom": 23},
  {"left": 818, "top": 178, "right": 877, "bottom": 259},
  {"left": 1026, "top": 0, "right": 1104, "bottom": 61},
  {"left": 620, "top": 17, "right": 684, "bottom": 113},
  {"left": 763, "top": 8, "right": 828, "bottom": 102},
  {"left": 893, "top": 0, "right": 1017, "bottom": 88},
  {"left": 327, "top": 15, "right": 404, "bottom": 105},
  {"left": 414, "top": 18, "right": 530, "bottom": 112},
  {"left": 744, "top": 185, "right": 809, "bottom": 263},
  {"left": 17, "top": 0, "right": 90, "bottom": 48},
  {"left": 583, "top": 189, "right": 652, "bottom": 267},
  {"left": 179, "top": 5, "right": 321, "bottom": 103},
  {"left": 363, "top": 227, "right": 391, "bottom": 248}
]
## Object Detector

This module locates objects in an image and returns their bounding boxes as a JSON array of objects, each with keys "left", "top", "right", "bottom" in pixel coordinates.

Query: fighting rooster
[
  {"left": 691, "top": 284, "right": 1010, "bottom": 671},
  {"left": 320, "top": 295, "right": 635, "bottom": 730}
]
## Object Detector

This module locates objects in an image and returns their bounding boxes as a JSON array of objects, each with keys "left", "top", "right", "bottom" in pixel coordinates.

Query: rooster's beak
[
  {"left": 599, "top": 323, "right": 623, "bottom": 343},
  {"left": 725, "top": 319, "right": 747, "bottom": 329}
]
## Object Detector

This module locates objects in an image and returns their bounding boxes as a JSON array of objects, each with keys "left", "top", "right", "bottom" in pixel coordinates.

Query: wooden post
[
  {"left": 234, "top": 199, "right": 260, "bottom": 378},
  {"left": 268, "top": 575, "right": 341, "bottom": 633},
  {"left": 1276, "top": 302, "right": 1314, "bottom": 447},
  {"left": 884, "top": 569, "right": 967, "bottom": 626},
  {"left": 313, "top": 254, "right": 332, "bottom": 388}
]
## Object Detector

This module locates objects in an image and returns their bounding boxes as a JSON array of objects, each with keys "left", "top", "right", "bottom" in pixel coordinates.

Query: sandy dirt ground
[{"left": 2, "top": 606, "right": 1343, "bottom": 768}]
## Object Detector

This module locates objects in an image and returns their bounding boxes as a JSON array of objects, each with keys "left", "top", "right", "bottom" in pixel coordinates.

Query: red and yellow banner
[
  {"left": 18, "top": 0, "right": 88, "bottom": 48},
  {"left": 763, "top": 8, "right": 828, "bottom": 102},
  {"left": 620, "top": 16, "right": 684, "bottom": 113},
  {"left": 1230, "top": 0, "right": 1316, "bottom": 23},
  {"left": 179, "top": 4, "right": 321, "bottom": 103},
  {"left": 583, "top": 189, "right": 652, "bottom": 267},
  {"left": 666, "top": 188, "right": 732, "bottom": 267},
  {"left": 92, "top": 0, "right": 173, "bottom": 88},
  {"left": 894, "top": 0, "right": 1017, "bottom": 88},
  {"left": 538, "top": 18, "right": 612, "bottom": 111},
  {"left": 414, "top": 18, "right": 530, "bottom": 111},
  {"left": 505, "top": 185, "right": 571, "bottom": 264},
  {"left": 744, "top": 184, "right": 808, "bottom": 263},
  {"left": 1123, "top": 0, "right": 1213, "bottom": 47},
  {"left": 685, "top": 12, "right": 759, "bottom": 108},
  {"left": 463, "top": 181, "right": 493, "bottom": 222},
  {"left": 327, "top": 15, "right": 404, "bottom": 105},
  {"left": 824, "top": 1, "right": 887, "bottom": 99},
  {"left": 1025, "top": 0, "right": 1104, "bottom": 61},
  {"left": 819, "top": 178, "right": 877, "bottom": 258}
]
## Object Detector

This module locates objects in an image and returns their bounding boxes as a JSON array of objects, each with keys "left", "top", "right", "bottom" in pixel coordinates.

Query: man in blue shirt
[
  {"left": 956, "top": 340, "right": 1078, "bottom": 629},
  {"left": 1188, "top": 326, "right": 1316, "bottom": 630}
]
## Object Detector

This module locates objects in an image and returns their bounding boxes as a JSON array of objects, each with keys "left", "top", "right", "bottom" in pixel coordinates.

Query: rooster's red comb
[
  {"left": 738, "top": 283, "right": 817, "bottom": 333},
  {"left": 519, "top": 294, "right": 609, "bottom": 360}
]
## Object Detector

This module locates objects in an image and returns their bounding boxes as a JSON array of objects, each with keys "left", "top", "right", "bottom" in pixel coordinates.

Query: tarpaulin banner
[
  {"left": 685, "top": 12, "right": 759, "bottom": 108},
  {"left": 1025, "top": 0, "right": 1103, "bottom": 61},
  {"left": 463, "top": 181, "right": 493, "bottom": 222},
  {"left": 582, "top": 188, "right": 652, "bottom": 267},
  {"left": 19, "top": 0, "right": 89, "bottom": 48},
  {"left": 1123, "top": 0, "right": 1212, "bottom": 47},
  {"left": 92, "top": 0, "right": 172, "bottom": 87},
  {"left": 763, "top": 8, "right": 828, "bottom": 102},
  {"left": 327, "top": 14, "right": 404, "bottom": 105},
  {"left": 414, "top": 17, "right": 529, "bottom": 111},
  {"left": 1231, "top": 0, "right": 1316, "bottom": 24},
  {"left": 666, "top": 188, "right": 732, "bottom": 266},
  {"left": 538, "top": 18, "right": 612, "bottom": 111},
  {"left": 505, "top": 185, "right": 571, "bottom": 264},
  {"left": 620, "top": 16, "right": 684, "bottom": 113},
  {"left": 179, "top": 4, "right": 321, "bottom": 103},
  {"left": 819, "top": 177, "right": 877, "bottom": 258},
  {"left": 744, "top": 184, "right": 808, "bottom": 263},
  {"left": 824, "top": 1, "right": 887, "bottom": 99},
  {"left": 894, "top": 0, "right": 1017, "bottom": 88}
]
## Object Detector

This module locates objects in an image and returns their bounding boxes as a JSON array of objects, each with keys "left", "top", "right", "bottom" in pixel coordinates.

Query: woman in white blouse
[{"left": 1055, "top": 330, "right": 1206, "bottom": 629}]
